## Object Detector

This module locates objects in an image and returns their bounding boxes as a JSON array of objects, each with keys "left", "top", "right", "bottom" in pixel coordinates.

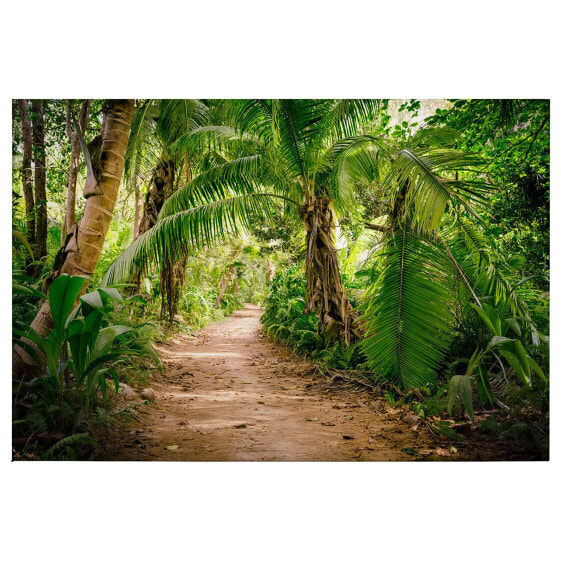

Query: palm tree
[
  {"left": 123, "top": 99, "right": 211, "bottom": 320},
  {"left": 13, "top": 99, "right": 134, "bottom": 381},
  {"left": 335, "top": 126, "right": 532, "bottom": 389},
  {"left": 104, "top": 99, "right": 382, "bottom": 342}
]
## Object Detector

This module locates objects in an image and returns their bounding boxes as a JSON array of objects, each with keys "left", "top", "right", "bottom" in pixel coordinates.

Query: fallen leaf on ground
[
  {"left": 435, "top": 447, "right": 451, "bottom": 456},
  {"left": 401, "top": 448, "right": 419, "bottom": 455},
  {"left": 166, "top": 445, "right": 179, "bottom": 451}
]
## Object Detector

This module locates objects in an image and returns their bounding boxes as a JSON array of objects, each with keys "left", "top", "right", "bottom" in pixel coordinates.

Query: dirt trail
[{"left": 95, "top": 304, "right": 456, "bottom": 461}]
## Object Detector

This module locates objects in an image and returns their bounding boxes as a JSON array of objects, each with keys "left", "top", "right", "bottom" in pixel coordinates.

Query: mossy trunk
[{"left": 300, "top": 196, "right": 355, "bottom": 344}]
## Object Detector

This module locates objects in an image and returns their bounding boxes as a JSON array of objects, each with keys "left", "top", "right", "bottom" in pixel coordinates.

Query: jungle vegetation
[{"left": 11, "top": 98, "right": 549, "bottom": 459}]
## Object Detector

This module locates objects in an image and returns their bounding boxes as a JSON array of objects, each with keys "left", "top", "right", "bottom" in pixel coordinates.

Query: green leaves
[
  {"left": 448, "top": 375, "right": 474, "bottom": 422},
  {"left": 360, "top": 224, "right": 454, "bottom": 389},
  {"left": 48, "top": 274, "right": 89, "bottom": 341},
  {"left": 14, "top": 276, "right": 161, "bottom": 413},
  {"left": 103, "top": 193, "right": 282, "bottom": 286}
]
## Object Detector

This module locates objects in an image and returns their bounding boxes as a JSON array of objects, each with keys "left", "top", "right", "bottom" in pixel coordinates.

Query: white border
[{"left": 1, "top": 2, "right": 558, "bottom": 560}]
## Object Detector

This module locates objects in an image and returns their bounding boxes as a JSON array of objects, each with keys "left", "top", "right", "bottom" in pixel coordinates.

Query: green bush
[{"left": 262, "top": 264, "right": 367, "bottom": 369}]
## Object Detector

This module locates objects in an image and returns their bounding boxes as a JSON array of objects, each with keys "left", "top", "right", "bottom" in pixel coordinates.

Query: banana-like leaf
[
  {"left": 48, "top": 274, "right": 89, "bottom": 341},
  {"left": 448, "top": 374, "right": 475, "bottom": 421}
]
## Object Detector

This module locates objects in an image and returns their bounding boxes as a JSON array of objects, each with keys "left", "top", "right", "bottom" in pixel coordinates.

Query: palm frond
[
  {"left": 125, "top": 100, "right": 160, "bottom": 181},
  {"left": 156, "top": 99, "right": 210, "bottom": 148},
  {"left": 160, "top": 155, "right": 280, "bottom": 216},
  {"left": 219, "top": 99, "right": 273, "bottom": 142},
  {"left": 271, "top": 99, "right": 309, "bottom": 182},
  {"left": 443, "top": 216, "right": 525, "bottom": 317},
  {"left": 327, "top": 135, "right": 391, "bottom": 211},
  {"left": 170, "top": 125, "right": 263, "bottom": 160},
  {"left": 319, "top": 99, "right": 383, "bottom": 141},
  {"left": 102, "top": 193, "right": 286, "bottom": 285},
  {"left": 385, "top": 140, "right": 485, "bottom": 233},
  {"left": 360, "top": 224, "right": 454, "bottom": 389}
]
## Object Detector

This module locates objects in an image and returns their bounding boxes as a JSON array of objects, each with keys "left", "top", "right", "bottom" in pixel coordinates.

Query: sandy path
[{"left": 95, "top": 304, "right": 449, "bottom": 461}]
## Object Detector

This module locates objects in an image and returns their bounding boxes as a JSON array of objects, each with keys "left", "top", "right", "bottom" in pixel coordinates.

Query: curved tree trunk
[
  {"left": 13, "top": 99, "right": 134, "bottom": 381},
  {"left": 300, "top": 196, "right": 355, "bottom": 344}
]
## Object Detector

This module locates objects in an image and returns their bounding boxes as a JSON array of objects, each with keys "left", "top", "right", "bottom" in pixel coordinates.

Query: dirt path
[{"left": 95, "top": 304, "right": 460, "bottom": 461}]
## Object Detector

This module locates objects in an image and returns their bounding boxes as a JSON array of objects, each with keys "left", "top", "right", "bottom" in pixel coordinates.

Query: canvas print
[{"left": 11, "top": 99, "right": 550, "bottom": 461}]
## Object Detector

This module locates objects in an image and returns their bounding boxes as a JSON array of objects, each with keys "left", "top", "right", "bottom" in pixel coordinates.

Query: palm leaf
[
  {"left": 360, "top": 224, "right": 454, "bottom": 389},
  {"left": 102, "top": 193, "right": 285, "bottom": 285}
]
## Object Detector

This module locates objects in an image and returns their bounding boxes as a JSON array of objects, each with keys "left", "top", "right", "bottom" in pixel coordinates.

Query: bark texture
[
  {"left": 215, "top": 252, "right": 238, "bottom": 308},
  {"left": 62, "top": 99, "right": 92, "bottom": 243},
  {"left": 137, "top": 158, "right": 186, "bottom": 322},
  {"left": 13, "top": 99, "right": 134, "bottom": 381},
  {"left": 133, "top": 171, "right": 143, "bottom": 240},
  {"left": 300, "top": 197, "right": 355, "bottom": 344},
  {"left": 18, "top": 100, "right": 35, "bottom": 249},
  {"left": 31, "top": 99, "right": 47, "bottom": 262},
  {"left": 138, "top": 159, "right": 175, "bottom": 235}
]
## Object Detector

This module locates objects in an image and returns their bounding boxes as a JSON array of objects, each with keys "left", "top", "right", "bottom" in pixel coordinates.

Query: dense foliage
[{"left": 12, "top": 98, "right": 549, "bottom": 459}]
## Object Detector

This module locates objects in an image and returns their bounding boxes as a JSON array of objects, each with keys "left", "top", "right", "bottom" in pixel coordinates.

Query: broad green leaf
[
  {"left": 499, "top": 350, "right": 530, "bottom": 385},
  {"left": 472, "top": 304, "right": 500, "bottom": 335},
  {"left": 476, "top": 365, "right": 494, "bottom": 405},
  {"left": 49, "top": 274, "right": 89, "bottom": 339},
  {"left": 448, "top": 375, "right": 462, "bottom": 416},
  {"left": 526, "top": 356, "right": 548, "bottom": 384},
  {"left": 459, "top": 375, "right": 475, "bottom": 422},
  {"left": 99, "top": 287, "right": 123, "bottom": 302},
  {"left": 504, "top": 318, "right": 521, "bottom": 337},
  {"left": 80, "top": 290, "right": 105, "bottom": 311}
]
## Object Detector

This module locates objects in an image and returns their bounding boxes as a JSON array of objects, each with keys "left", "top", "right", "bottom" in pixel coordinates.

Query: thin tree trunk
[
  {"left": 300, "top": 196, "right": 355, "bottom": 344},
  {"left": 62, "top": 99, "right": 91, "bottom": 244},
  {"left": 13, "top": 99, "right": 134, "bottom": 381},
  {"left": 17, "top": 99, "right": 36, "bottom": 268},
  {"left": 160, "top": 254, "right": 187, "bottom": 322},
  {"left": 267, "top": 260, "right": 275, "bottom": 282},
  {"left": 215, "top": 252, "right": 238, "bottom": 308},
  {"left": 133, "top": 172, "right": 143, "bottom": 240},
  {"left": 232, "top": 267, "right": 239, "bottom": 295},
  {"left": 31, "top": 99, "right": 47, "bottom": 263}
]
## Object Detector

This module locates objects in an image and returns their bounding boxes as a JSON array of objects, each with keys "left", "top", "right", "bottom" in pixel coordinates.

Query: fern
[{"left": 42, "top": 433, "right": 96, "bottom": 460}]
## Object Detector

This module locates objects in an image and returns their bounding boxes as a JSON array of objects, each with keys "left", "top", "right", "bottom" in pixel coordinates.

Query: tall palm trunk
[
  {"left": 137, "top": 158, "right": 187, "bottom": 322},
  {"left": 17, "top": 99, "right": 36, "bottom": 270},
  {"left": 31, "top": 99, "right": 47, "bottom": 263},
  {"left": 300, "top": 196, "right": 355, "bottom": 344},
  {"left": 13, "top": 99, "right": 134, "bottom": 381}
]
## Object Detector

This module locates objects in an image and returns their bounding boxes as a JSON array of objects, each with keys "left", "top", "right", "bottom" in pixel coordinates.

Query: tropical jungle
[{"left": 11, "top": 98, "right": 550, "bottom": 461}]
